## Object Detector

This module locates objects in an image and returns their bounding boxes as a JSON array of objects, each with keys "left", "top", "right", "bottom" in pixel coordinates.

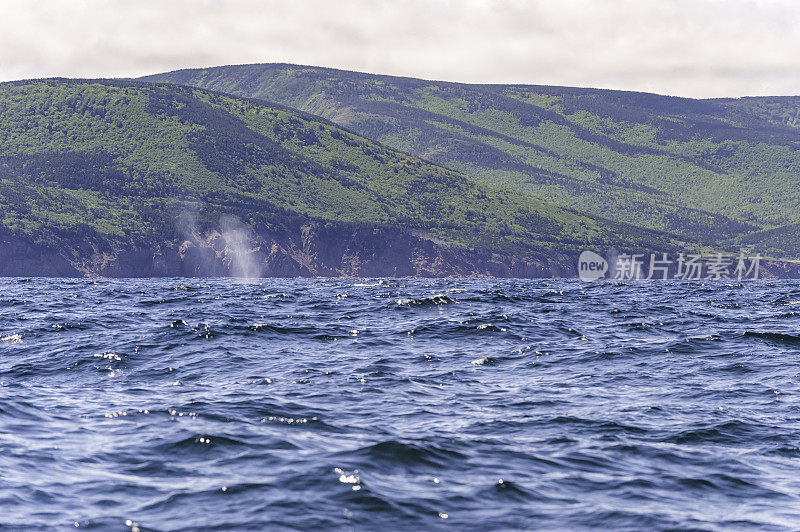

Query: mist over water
[
  {"left": 2, "top": 278, "right": 800, "bottom": 530},
  {"left": 219, "top": 215, "right": 262, "bottom": 279},
  {"left": 176, "top": 207, "right": 264, "bottom": 278}
]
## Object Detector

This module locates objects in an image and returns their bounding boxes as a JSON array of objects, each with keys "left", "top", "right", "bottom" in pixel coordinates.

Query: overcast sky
[{"left": 0, "top": 0, "right": 798, "bottom": 98}]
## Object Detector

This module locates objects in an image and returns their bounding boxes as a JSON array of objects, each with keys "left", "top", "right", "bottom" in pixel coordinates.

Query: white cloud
[{"left": 0, "top": 0, "right": 798, "bottom": 97}]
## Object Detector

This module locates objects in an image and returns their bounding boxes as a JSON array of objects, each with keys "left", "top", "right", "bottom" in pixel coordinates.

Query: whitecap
[{"left": 1, "top": 333, "right": 22, "bottom": 344}]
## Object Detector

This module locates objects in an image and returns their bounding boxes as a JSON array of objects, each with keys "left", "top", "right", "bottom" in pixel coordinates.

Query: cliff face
[
  {"left": 0, "top": 234, "right": 82, "bottom": 277},
  {"left": 3, "top": 224, "right": 798, "bottom": 279},
  {"left": 0, "top": 223, "right": 575, "bottom": 278}
]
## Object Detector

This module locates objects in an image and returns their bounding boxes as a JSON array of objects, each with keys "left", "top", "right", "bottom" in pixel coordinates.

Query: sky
[{"left": 0, "top": 0, "right": 798, "bottom": 98}]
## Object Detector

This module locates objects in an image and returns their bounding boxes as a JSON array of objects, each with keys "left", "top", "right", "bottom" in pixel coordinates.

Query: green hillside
[
  {"left": 0, "top": 78, "right": 673, "bottom": 267},
  {"left": 143, "top": 64, "right": 800, "bottom": 257}
]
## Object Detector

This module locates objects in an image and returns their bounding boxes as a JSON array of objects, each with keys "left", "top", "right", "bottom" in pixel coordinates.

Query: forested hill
[
  {"left": 143, "top": 64, "right": 800, "bottom": 258},
  {"left": 0, "top": 79, "right": 673, "bottom": 277}
]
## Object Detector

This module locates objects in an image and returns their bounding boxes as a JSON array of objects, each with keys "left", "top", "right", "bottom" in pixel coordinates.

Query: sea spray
[
  {"left": 220, "top": 215, "right": 264, "bottom": 279},
  {"left": 175, "top": 205, "right": 265, "bottom": 278}
]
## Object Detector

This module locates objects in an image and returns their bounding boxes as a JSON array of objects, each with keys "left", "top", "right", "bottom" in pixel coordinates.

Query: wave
[
  {"left": 742, "top": 331, "right": 800, "bottom": 345},
  {"left": 4, "top": 278, "right": 800, "bottom": 529},
  {"left": 396, "top": 294, "right": 456, "bottom": 307}
]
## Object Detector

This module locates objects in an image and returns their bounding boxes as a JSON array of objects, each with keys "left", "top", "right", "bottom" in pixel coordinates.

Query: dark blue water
[{"left": 2, "top": 279, "right": 800, "bottom": 530}]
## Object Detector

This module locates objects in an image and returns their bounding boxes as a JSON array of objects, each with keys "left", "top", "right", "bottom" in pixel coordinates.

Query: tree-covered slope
[
  {"left": 143, "top": 64, "right": 800, "bottom": 258},
  {"left": 0, "top": 78, "right": 674, "bottom": 275}
]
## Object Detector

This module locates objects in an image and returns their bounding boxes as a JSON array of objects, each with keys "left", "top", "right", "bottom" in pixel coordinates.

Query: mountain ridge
[
  {"left": 0, "top": 77, "right": 679, "bottom": 277},
  {"left": 141, "top": 63, "right": 800, "bottom": 258},
  {"left": 144, "top": 62, "right": 800, "bottom": 100}
]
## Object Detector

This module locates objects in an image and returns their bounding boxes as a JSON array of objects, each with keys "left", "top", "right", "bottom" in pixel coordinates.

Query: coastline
[
  {"left": 3, "top": 226, "right": 800, "bottom": 279},
  {"left": 0, "top": 223, "right": 576, "bottom": 279}
]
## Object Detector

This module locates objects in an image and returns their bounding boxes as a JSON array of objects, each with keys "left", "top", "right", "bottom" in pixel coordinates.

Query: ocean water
[{"left": 2, "top": 278, "right": 800, "bottom": 531}]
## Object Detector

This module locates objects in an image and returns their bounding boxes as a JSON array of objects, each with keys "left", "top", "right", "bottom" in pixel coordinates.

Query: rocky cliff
[
  {"left": 3, "top": 222, "right": 799, "bottom": 279},
  {"left": 0, "top": 223, "right": 576, "bottom": 278}
]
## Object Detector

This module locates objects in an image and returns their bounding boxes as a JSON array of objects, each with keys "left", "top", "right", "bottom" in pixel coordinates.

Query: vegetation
[
  {"left": 0, "top": 79, "right": 674, "bottom": 261},
  {"left": 143, "top": 64, "right": 800, "bottom": 257}
]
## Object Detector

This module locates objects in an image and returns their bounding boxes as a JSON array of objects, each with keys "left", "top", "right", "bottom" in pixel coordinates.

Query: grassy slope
[
  {"left": 142, "top": 64, "right": 800, "bottom": 257},
  {"left": 0, "top": 78, "right": 673, "bottom": 262}
]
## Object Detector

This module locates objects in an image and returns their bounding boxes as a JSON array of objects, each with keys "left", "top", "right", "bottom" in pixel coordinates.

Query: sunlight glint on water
[{"left": 1, "top": 278, "right": 799, "bottom": 530}]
